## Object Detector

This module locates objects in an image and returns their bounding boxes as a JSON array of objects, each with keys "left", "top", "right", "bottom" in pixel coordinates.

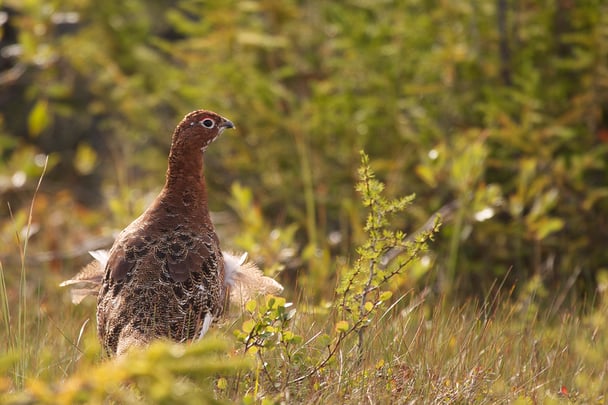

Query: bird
[{"left": 64, "top": 109, "right": 282, "bottom": 356}]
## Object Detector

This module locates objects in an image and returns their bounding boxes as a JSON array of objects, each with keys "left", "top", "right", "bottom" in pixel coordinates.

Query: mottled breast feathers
[{"left": 97, "top": 219, "right": 225, "bottom": 355}]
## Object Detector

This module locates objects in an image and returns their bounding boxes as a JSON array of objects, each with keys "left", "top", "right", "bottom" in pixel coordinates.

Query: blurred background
[{"left": 1, "top": 0, "right": 607, "bottom": 304}]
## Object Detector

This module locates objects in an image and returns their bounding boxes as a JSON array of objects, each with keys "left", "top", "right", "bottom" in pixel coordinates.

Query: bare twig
[{"left": 380, "top": 200, "right": 457, "bottom": 269}]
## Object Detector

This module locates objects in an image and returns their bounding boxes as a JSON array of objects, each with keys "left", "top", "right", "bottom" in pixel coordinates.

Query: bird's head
[{"left": 173, "top": 109, "right": 235, "bottom": 152}]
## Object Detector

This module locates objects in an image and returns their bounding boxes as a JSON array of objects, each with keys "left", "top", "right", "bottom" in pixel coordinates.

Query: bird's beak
[{"left": 221, "top": 120, "right": 235, "bottom": 130}]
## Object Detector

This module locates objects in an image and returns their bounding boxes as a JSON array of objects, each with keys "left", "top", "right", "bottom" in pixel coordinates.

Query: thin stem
[
  {"left": 13, "top": 155, "right": 48, "bottom": 389},
  {"left": 0, "top": 260, "right": 11, "bottom": 352},
  {"left": 293, "top": 127, "right": 317, "bottom": 251}
]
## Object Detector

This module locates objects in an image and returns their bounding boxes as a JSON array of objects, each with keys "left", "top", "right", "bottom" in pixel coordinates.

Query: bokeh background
[{"left": 1, "top": 0, "right": 608, "bottom": 305}]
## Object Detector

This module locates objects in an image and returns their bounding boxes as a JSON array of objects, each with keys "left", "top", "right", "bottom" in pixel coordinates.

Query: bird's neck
[{"left": 158, "top": 144, "right": 212, "bottom": 222}]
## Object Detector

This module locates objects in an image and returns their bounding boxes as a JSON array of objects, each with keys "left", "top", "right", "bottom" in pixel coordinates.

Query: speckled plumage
[{"left": 96, "top": 110, "right": 234, "bottom": 355}]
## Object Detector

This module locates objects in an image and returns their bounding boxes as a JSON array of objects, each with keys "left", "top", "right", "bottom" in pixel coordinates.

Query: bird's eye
[{"left": 201, "top": 119, "right": 215, "bottom": 129}]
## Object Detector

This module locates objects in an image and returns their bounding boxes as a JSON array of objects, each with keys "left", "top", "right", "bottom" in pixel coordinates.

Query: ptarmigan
[{"left": 62, "top": 110, "right": 282, "bottom": 355}]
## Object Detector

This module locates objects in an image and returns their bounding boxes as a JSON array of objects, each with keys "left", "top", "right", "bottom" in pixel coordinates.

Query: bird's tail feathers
[
  {"left": 223, "top": 251, "right": 284, "bottom": 306},
  {"left": 59, "top": 251, "right": 107, "bottom": 304}
]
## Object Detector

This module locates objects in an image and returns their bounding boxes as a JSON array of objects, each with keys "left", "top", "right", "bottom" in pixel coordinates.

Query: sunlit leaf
[
  {"left": 242, "top": 320, "right": 255, "bottom": 334},
  {"left": 379, "top": 291, "right": 393, "bottom": 301},
  {"left": 74, "top": 143, "right": 98, "bottom": 175},
  {"left": 415, "top": 164, "right": 437, "bottom": 187},
  {"left": 335, "top": 320, "right": 349, "bottom": 333},
  {"left": 245, "top": 300, "right": 257, "bottom": 313},
  {"left": 28, "top": 100, "right": 51, "bottom": 137},
  {"left": 533, "top": 217, "right": 564, "bottom": 240}
]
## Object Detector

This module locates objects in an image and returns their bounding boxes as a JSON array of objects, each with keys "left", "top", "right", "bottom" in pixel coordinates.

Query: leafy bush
[
  {"left": 2, "top": 0, "right": 607, "bottom": 299},
  {"left": 1, "top": 337, "right": 249, "bottom": 404}
]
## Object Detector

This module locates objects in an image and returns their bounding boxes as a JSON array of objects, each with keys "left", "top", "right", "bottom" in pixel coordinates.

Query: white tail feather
[
  {"left": 88, "top": 249, "right": 109, "bottom": 270},
  {"left": 222, "top": 251, "right": 283, "bottom": 305}
]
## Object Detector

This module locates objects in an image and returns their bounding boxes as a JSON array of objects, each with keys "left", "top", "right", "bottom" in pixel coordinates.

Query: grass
[
  {"left": 1, "top": 156, "right": 607, "bottom": 404},
  {"left": 1, "top": 274, "right": 606, "bottom": 404},
  {"left": 221, "top": 290, "right": 606, "bottom": 404}
]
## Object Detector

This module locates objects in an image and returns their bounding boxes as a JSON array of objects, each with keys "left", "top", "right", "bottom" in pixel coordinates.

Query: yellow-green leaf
[
  {"left": 216, "top": 377, "right": 228, "bottom": 390},
  {"left": 237, "top": 31, "right": 288, "bottom": 48},
  {"left": 267, "top": 295, "right": 286, "bottom": 308},
  {"left": 533, "top": 217, "right": 564, "bottom": 240},
  {"left": 379, "top": 291, "right": 393, "bottom": 301},
  {"left": 261, "top": 398, "right": 277, "bottom": 405},
  {"left": 28, "top": 100, "right": 51, "bottom": 137},
  {"left": 415, "top": 164, "right": 437, "bottom": 187},
  {"left": 335, "top": 320, "right": 349, "bottom": 333},
  {"left": 242, "top": 320, "right": 255, "bottom": 334},
  {"left": 74, "top": 143, "right": 98, "bottom": 175},
  {"left": 245, "top": 300, "right": 257, "bottom": 313},
  {"left": 512, "top": 396, "right": 534, "bottom": 405}
]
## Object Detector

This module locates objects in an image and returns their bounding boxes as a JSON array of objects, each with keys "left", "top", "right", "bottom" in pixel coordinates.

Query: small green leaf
[
  {"left": 379, "top": 291, "right": 393, "bottom": 301},
  {"left": 242, "top": 320, "right": 255, "bottom": 334},
  {"left": 364, "top": 301, "right": 374, "bottom": 312},
  {"left": 533, "top": 217, "right": 564, "bottom": 240},
  {"left": 74, "top": 143, "right": 98, "bottom": 175},
  {"left": 335, "top": 321, "right": 349, "bottom": 333},
  {"left": 245, "top": 300, "right": 257, "bottom": 313},
  {"left": 216, "top": 377, "right": 228, "bottom": 390},
  {"left": 28, "top": 100, "right": 51, "bottom": 137}
]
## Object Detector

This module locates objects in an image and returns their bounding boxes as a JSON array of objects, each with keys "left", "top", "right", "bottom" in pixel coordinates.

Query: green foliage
[
  {"left": 0, "top": 154, "right": 607, "bottom": 402},
  {"left": 227, "top": 182, "right": 297, "bottom": 279},
  {"left": 235, "top": 296, "right": 299, "bottom": 354},
  {"left": 2, "top": 337, "right": 249, "bottom": 404},
  {"left": 2, "top": 0, "right": 608, "bottom": 298},
  {"left": 337, "top": 152, "right": 437, "bottom": 355},
  {"left": 233, "top": 295, "right": 302, "bottom": 395},
  {"left": 229, "top": 152, "right": 436, "bottom": 400}
]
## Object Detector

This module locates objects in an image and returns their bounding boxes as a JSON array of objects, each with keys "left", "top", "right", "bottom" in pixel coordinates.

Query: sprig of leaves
[{"left": 336, "top": 151, "right": 438, "bottom": 356}]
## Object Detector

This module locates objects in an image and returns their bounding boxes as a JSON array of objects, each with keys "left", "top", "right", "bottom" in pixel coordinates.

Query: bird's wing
[
  {"left": 106, "top": 231, "right": 218, "bottom": 283},
  {"left": 107, "top": 244, "right": 136, "bottom": 281},
  {"left": 167, "top": 232, "right": 219, "bottom": 282}
]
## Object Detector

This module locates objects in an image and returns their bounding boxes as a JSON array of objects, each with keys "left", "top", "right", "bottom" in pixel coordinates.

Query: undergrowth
[{"left": 0, "top": 153, "right": 607, "bottom": 404}]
